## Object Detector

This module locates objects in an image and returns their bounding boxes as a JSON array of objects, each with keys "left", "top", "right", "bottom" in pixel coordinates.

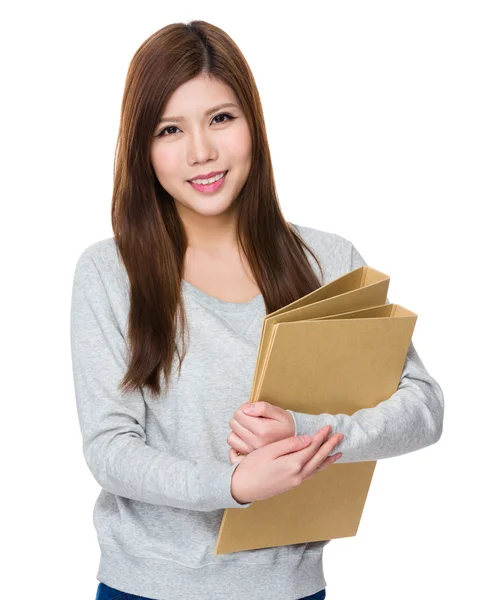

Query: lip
[
  {"left": 187, "top": 170, "right": 225, "bottom": 182},
  {"left": 187, "top": 170, "right": 228, "bottom": 193}
]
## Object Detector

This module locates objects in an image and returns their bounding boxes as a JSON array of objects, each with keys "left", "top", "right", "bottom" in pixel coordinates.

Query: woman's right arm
[{"left": 70, "top": 246, "right": 253, "bottom": 511}]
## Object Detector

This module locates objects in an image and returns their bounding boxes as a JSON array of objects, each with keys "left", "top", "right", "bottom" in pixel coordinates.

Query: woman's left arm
[{"left": 286, "top": 242, "right": 445, "bottom": 463}]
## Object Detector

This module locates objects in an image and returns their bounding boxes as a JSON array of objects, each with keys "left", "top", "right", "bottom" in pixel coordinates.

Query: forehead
[{"left": 160, "top": 75, "right": 238, "bottom": 121}]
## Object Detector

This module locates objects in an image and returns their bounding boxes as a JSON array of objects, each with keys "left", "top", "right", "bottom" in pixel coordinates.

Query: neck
[{"left": 176, "top": 203, "right": 240, "bottom": 253}]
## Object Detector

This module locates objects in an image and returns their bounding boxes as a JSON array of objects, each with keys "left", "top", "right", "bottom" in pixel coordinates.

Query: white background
[{"left": 2, "top": 1, "right": 477, "bottom": 598}]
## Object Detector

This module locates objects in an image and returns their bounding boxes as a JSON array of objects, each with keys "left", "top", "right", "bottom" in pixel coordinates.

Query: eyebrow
[{"left": 158, "top": 102, "right": 239, "bottom": 124}]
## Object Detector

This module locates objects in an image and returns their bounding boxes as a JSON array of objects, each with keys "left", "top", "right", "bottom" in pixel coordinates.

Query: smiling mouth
[
  {"left": 186, "top": 170, "right": 229, "bottom": 193},
  {"left": 187, "top": 170, "right": 228, "bottom": 184}
]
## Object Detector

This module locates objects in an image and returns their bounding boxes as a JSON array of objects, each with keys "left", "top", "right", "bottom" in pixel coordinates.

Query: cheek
[
  {"left": 150, "top": 147, "right": 182, "bottom": 180},
  {"left": 226, "top": 125, "right": 252, "bottom": 162}
]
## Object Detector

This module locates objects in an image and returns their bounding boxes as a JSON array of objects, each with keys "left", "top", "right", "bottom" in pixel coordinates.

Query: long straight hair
[{"left": 112, "top": 20, "right": 324, "bottom": 398}]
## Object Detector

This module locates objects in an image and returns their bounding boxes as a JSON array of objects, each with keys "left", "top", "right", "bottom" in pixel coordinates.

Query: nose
[{"left": 187, "top": 127, "right": 218, "bottom": 165}]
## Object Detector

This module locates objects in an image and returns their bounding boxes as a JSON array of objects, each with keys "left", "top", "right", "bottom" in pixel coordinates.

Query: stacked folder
[{"left": 214, "top": 265, "right": 417, "bottom": 555}]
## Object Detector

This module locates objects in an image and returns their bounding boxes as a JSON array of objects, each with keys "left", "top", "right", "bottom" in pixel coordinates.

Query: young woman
[{"left": 70, "top": 20, "right": 444, "bottom": 600}]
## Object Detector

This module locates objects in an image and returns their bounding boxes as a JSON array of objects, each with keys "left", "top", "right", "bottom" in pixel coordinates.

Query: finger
[
  {"left": 238, "top": 401, "right": 280, "bottom": 424},
  {"left": 302, "top": 432, "right": 344, "bottom": 477},
  {"left": 233, "top": 401, "right": 259, "bottom": 426},
  {"left": 241, "top": 400, "right": 271, "bottom": 417},
  {"left": 228, "top": 418, "right": 258, "bottom": 449},
  {"left": 229, "top": 448, "right": 245, "bottom": 464},
  {"left": 316, "top": 451, "right": 342, "bottom": 472},
  {"left": 227, "top": 430, "right": 251, "bottom": 454},
  {"left": 231, "top": 410, "right": 264, "bottom": 435},
  {"left": 297, "top": 429, "right": 342, "bottom": 476},
  {"left": 303, "top": 453, "right": 342, "bottom": 482}
]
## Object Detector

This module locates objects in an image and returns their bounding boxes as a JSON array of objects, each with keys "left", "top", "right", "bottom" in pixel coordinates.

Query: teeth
[{"left": 191, "top": 171, "right": 226, "bottom": 185}]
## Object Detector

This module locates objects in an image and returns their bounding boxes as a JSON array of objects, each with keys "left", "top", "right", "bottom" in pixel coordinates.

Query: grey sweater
[{"left": 70, "top": 223, "right": 444, "bottom": 600}]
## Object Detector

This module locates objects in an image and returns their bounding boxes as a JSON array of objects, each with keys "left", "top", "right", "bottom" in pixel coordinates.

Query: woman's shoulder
[
  {"left": 289, "top": 222, "right": 355, "bottom": 281},
  {"left": 73, "top": 236, "right": 127, "bottom": 290},
  {"left": 75, "top": 236, "right": 117, "bottom": 264},
  {"left": 289, "top": 222, "right": 353, "bottom": 255},
  {"left": 74, "top": 236, "right": 122, "bottom": 270}
]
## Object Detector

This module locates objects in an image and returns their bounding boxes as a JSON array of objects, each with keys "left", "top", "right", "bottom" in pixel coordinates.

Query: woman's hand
[
  {"left": 227, "top": 401, "right": 295, "bottom": 458},
  {"left": 230, "top": 427, "right": 344, "bottom": 503}
]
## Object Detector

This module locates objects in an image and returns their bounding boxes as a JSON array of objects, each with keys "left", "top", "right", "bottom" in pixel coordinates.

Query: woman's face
[{"left": 150, "top": 74, "right": 252, "bottom": 220}]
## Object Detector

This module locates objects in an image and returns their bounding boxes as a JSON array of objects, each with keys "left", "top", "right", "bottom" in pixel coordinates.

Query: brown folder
[
  {"left": 214, "top": 267, "right": 417, "bottom": 555},
  {"left": 250, "top": 266, "right": 391, "bottom": 394}
]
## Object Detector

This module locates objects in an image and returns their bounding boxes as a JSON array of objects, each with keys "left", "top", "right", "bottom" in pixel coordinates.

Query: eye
[
  {"left": 155, "top": 113, "right": 236, "bottom": 137},
  {"left": 211, "top": 112, "right": 234, "bottom": 125},
  {"left": 157, "top": 125, "right": 180, "bottom": 137}
]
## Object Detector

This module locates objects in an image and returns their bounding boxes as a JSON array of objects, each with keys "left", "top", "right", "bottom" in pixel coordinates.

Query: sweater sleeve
[
  {"left": 70, "top": 249, "right": 253, "bottom": 511},
  {"left": 286, "top": 242, "right": 444, "bottom": 462}
]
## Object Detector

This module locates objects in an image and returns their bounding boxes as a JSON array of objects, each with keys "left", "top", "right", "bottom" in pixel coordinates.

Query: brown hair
[{"left": 111, "top": 20, "right": 324, "bottom": 397}]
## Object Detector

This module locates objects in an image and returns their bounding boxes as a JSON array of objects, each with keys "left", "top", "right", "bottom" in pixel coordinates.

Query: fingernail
[{"left": 243, "top": 404, "right": 256, "bottom": 414}]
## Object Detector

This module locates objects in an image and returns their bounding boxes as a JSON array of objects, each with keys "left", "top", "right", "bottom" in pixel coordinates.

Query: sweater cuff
[
  {"left": 225, "top": 461, "right": 254, "bottom": 508},
  {"left": 286, "top": 410, "right": 336, "bottom": 439},
  {"left": 286, "top": 409, "right": 298, "bottom": 436}
]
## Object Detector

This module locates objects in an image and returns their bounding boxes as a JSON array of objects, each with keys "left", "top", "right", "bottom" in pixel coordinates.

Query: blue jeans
[{"left": 95, "top": 581, "right": 326, "bottom": 600}]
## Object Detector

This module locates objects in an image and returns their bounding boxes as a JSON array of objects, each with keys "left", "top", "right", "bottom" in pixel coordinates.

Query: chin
[
  {"left": 177, "top": 194, "right": 237, "bottom": 217},
  {"left": 192, "top": 203, "right": 236, "bottom": 217}
]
